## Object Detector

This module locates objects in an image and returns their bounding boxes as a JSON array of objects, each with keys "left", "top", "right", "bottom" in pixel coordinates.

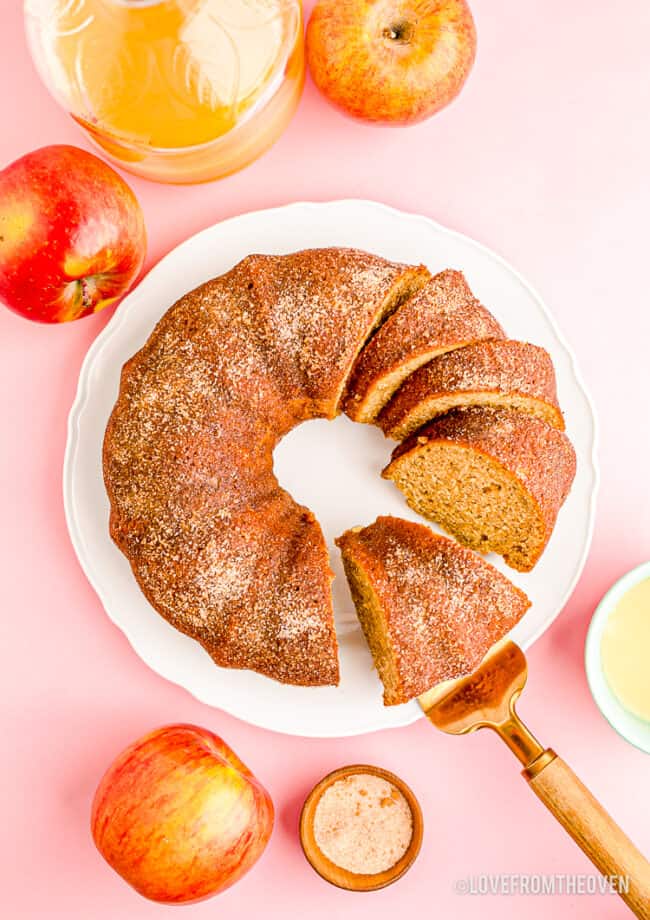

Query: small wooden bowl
[{"left": 299, "top": 764, "right": 423, "bottom": 891}]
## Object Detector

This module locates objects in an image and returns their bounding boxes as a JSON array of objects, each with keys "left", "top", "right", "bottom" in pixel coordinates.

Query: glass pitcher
[{"left": 24, "top": 0, "right": 305, "bottom": 184}]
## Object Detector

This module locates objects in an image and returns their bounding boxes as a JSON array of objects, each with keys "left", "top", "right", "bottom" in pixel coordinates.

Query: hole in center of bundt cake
[{"left": 273, "top": 414, "right": 442, "bottom": 635}]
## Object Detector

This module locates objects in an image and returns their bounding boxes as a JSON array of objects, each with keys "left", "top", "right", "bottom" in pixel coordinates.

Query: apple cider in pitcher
[{"left": 25, "top": 0, "right": 304, "bottom": 183}]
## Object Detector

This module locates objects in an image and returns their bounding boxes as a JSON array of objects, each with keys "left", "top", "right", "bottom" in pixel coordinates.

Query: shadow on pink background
[{"left": 1, "top": 2, "right": 649, "bottom": 918}]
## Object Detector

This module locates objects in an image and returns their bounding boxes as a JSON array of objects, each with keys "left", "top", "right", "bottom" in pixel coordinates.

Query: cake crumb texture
[{"left": 383, "top": 407, "right": 576, "bottom": 572}]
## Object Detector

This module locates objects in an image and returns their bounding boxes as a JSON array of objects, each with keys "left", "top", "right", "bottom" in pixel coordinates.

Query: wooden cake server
[{"left": 419, "top": 639, "right": 650, "bottom": 918}]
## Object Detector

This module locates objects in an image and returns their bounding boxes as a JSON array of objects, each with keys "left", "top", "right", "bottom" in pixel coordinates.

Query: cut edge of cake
[
  {"left": 334, "top": 263, "right": 431, "bottom": 414},
  {"left": 343, "top": 269, "right": 506, "bottom": 424},
  {"left": 382, "top": 407, "right": 576, "bottom": 572},
  {"left": 378, "top": 339, "right": 565, "bottom": 440}
]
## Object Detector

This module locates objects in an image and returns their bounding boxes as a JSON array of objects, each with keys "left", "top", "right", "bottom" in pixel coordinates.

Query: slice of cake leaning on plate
[
  {"left": 336, "top": 516, "right": 531, "bottom": 705},
  {"left": 383, "top": 407, "right": 576, "bottom": 573}
]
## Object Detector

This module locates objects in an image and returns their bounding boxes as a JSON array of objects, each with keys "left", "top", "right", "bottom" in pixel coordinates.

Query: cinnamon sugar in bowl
[{"left": 300, "top": 765, "right": 423, "bottom": 891}]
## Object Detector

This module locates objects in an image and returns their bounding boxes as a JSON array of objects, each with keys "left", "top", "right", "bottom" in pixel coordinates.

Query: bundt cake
[
  {"left": 103, "top": 248, "right": 429, "bottom": 687},
  {"left": 378, "top": 340, "right": 564, "bottom": 440},
  {"left": 382, "top": 407, "right": 576, "bottom": 572},
  {"left": 336, "top": 516, "right": 531, "bottom": 705},
  {"left": 343, "top": 269, "right": 504, "bottom": 423}
]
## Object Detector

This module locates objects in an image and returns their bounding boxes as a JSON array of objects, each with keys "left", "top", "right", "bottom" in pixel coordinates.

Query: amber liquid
[{"left": 26, "top": 0, "right": 304, "bottom": 183}]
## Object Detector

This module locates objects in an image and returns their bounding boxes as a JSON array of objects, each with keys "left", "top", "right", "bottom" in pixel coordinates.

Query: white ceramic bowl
[{"left": 585, "top": 562, "right": 650, "bottom": 754}]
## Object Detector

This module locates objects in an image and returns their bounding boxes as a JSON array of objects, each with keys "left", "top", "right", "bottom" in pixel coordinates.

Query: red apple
[
  {"left": 91, "top": 724, "right": 274, "bottom": 904},
  {"left": 0, "top": 145, "right": 146, "bottom": 323},
  {"left": 307, "top": 0, "right": 477, "bottom": 124}
]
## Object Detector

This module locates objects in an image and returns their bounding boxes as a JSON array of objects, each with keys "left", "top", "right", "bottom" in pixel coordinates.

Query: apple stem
[
  {"left": 80, "top": 277, "right": 92, "bottom": 309},
  {"left": 383, "top": 21, "right": 414, "bottom": 44}
]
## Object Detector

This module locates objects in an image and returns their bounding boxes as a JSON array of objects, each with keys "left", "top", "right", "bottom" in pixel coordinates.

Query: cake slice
[
  {"left": 378, "top": 339, "right": 564, "bottom": 440},
  {"left": 343, "top": 270, "right": 505, "bottom": 423},
  {"left": 336, "top": 516, "right": 531, "bottom": 705},
  {"left": 382, "top": 407, "right": 576, "bottom": 572}
]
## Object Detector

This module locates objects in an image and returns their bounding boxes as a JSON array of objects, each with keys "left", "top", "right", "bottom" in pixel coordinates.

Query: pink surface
[{"left": 1, "top": 2, "right": 649, "bottom": 917}]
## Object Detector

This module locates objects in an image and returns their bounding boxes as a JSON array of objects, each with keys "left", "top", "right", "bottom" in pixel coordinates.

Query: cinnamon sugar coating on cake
[
  {"left": 379, "top": 339, "right": 564, "bottom": 440},
  {"left": 343, "top": 269, "right": 504, "bottom": 423},
  {"left": 103, "top": 248, "right": 427, "bottom": 687},
  {"left": 336, "top": 516, "right": 531, "bottom": 705}
]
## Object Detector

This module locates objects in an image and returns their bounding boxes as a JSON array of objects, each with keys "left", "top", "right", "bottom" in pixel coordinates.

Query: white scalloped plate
[{"left": 63, "top": 200, "right": 599, "bottom": 737}]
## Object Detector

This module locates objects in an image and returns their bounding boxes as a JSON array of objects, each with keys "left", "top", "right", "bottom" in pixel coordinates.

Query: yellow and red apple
[
  {"left": 0, "top": 145, "right": 146, "bottom": 323},
  {"left": 307, "top": 0, "right": 477, "bottom": 124},
  {"left": 91, "top": 724, "right": 274, "bottom": 904}
]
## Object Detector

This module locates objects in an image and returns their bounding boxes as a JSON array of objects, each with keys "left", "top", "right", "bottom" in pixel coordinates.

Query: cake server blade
[{"left": 418, "top": 639, "right": 650, "bottom": 918}]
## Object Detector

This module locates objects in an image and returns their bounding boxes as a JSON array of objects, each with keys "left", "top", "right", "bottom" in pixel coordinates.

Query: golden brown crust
[
  {"left": 384, "top": 407, "right": 576, "bottom": 569},
  {"left": 103, "top": 248, "right": 425, "bottom": 688},
  {"left": 245, "top": 249, "right": 430, "bottom": 417},
  {"left": 336, "top": 516, "right": 531, "bottom": 705},
  {"left": 379, "top": 340, "right": 564, "bottom": 439},
  {"left": 343, "top": 270, "right": 504, "bottom": 422}
]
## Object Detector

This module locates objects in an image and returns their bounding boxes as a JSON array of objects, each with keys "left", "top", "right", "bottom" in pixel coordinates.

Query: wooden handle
[{"left": 526, "top": 752, "right": 650, "bottom": 918}]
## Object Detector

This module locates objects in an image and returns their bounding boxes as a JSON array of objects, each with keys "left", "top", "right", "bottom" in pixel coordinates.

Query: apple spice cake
[
  {"left": 378, "top": 339, "right": 564, "bottom": 440},
  {"left": 336, "top": 516, "right": 531, "bottom": 705},
  {"left": 104, "top": 245, "right": 575, "bottom": 688},
  {"left": 382, "top": 407, "right": 576, "bottom": 572}
]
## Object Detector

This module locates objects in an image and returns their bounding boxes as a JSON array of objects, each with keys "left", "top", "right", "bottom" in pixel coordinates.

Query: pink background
[{"left": 1, "top": 1, "right": 649, "bottom": 917}]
